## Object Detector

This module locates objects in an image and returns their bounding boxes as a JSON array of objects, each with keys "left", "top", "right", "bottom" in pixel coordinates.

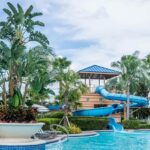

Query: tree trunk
[
  {"left": 9, "top": 76, "right": 14, "bottom": 97},
  {"left": 23, "top": 83, "right": 28, "bottom": 105},
  {"left": 2, "top": 81, "right": 7, "bottom": 111},
  {"left": 126, "top": 82, "right": 130, "bottom": 120},
  {"left": 63, "top": 93, "right": 69, "bottom": 126}
]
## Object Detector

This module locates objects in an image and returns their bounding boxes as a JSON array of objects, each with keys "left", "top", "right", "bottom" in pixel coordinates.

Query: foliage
[
  {"left": 122, "top": 119, "right": 140, "bottom": 129},
  {"left": 139, "top": 124, "right": 150, "bottom": 129},
  {"left": 107, "top": 51, "right": 150, "bottom": 96},
  {"left": 132, "top": 108, "right": 150, "bottom": 119},
  {"left": 54, "top": 57, "right": 88, "bottom": 126},
  {"left": 0, "top": 2, "right": 54, "bottom": 122},
  {"left": 37, "top": 111, "right": 64, "bottom": 119},
  {"left": 37, "top": 117, "right": 108, "bottom": 131},
  {"left": 0, "top": 107, "right": 37, "bottom": 122},
  {"left": 70, "top": 117, "right": 108, "bottom": 130},
  {"left": 67, "top": 123, "right": 81, "bottom": 134},
  {"left": 49, "top": 111, "right": 65, "bottom": 118},
  {"left": 37, "top": 118, "right": 60, "bottom": 130}
]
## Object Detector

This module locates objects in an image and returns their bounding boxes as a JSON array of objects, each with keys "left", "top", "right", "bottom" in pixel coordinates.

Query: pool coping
[{"left": 45, "top": 131, "right": 97, "bottom": 144}]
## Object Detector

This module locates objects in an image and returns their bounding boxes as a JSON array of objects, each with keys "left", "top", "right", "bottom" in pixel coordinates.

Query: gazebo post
[
  {"left": 85, "top": 74, "right": 86, "bottom": 85},
  {"left": 98, "top": 74, "right": 101, "bottom": 86},
  {"left": 89, "top": 74, "right": 91, "bottom": 92},
  {"left": 103, "top": 76, "right": 106, "bottom": 86}
]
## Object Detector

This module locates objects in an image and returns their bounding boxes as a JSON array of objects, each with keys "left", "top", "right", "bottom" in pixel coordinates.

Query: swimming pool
[{"left": 46, "top": 131, "right": 150, "bottom": 150}]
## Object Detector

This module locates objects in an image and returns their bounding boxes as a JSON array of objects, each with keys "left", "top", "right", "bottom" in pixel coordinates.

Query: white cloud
[{"left": 6, "top": 0, "right": 150, "bottom": 70}]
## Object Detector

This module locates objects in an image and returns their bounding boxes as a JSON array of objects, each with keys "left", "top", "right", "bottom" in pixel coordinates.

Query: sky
[{"left": 1, "top": 0, "right": 150, "bottom": 71}]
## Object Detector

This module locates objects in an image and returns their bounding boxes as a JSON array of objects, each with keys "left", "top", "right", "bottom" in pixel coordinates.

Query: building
[{"left": 78, "top": 65, "right": 122, "bottom": 121}]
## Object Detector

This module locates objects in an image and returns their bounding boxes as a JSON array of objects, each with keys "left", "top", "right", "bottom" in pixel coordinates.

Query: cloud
[{"left": 1, "top": 0, "right": 150, "bottom": 70}]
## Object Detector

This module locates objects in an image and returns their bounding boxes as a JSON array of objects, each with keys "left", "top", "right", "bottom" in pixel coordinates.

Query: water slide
[{"left": 73, "top": 86, "right": 149, "bottom": 117}]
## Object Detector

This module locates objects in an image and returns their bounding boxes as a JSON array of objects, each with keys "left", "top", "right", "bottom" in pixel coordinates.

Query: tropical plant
[
  {"left": 56, "top": 69, "right": 88, "bottom": 126},
  {"left": 108, "top": 51, "right": 149, "bottom": 120},
  {"left": 0, "top": 2, "right": 53, "bottom": 122}
]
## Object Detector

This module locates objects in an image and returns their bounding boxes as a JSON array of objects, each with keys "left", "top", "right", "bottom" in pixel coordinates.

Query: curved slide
[{"left": 73, "top": 86, "right": 148, "bottom": 117}]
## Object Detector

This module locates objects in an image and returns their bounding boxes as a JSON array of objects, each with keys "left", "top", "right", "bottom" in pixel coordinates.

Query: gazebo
[{"left": 78, "top": 65, "right": 119, "bottom": 91}]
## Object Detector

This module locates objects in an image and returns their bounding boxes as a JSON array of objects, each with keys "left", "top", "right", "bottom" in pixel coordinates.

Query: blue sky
[{"left": 1, "top": 0, "right": 150, "bottom": 71}]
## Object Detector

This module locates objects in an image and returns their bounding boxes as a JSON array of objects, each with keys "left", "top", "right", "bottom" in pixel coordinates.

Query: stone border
[
  {"left": 69, "top": 131, "right": 97, "bottom": 137},
  {"left": 46, "top": 131, "right": 97, "bottom": 144}
]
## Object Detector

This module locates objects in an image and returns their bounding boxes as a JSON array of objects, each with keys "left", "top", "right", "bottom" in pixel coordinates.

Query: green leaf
[
  {"left": 3, "top": 8, "right": 12, "bottom": 16},
  {"left": 29, "top": 31, "right": 49, "bottom": 47},
  {"left": 32, "top": 21, "right": 45, "bottom": 27},
  {"left": 17, "top": 4, "right": 24, "bottom": 15},
  {"left": 0, "top": 21, "right": 7, "bottom": 26},
  {"left": 25, "top": 5, "right": 33, "bottom": 17},
  {"left": 7, "top": 2, "right": 18, "bottom": 14},
  {"left": 30, "top": 12, "right": 43, "bottom": 18}
]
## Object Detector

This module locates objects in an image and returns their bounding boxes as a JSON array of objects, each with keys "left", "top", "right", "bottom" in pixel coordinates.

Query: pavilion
[{"left": 78, "top": 65, "right": 119, "bottom": 91}]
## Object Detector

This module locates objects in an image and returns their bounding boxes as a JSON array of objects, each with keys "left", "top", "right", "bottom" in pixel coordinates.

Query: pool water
[{"left": 46, "top": 131, "right": 150, "bottom": 150}]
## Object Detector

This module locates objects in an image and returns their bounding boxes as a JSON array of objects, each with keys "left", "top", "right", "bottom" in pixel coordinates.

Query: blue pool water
[{"left": 46, "top": 131, "right": 150, "bottom": 150}]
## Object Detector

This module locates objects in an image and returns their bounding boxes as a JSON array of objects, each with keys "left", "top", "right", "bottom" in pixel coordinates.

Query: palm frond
[
  {"left": 30, "top": 12, "right": 43, "bottom": 18},
  {"left": 25, "top": 5, "right": 33, "bottom": 17},
  {"left": 7, "top": 2, "right": 18, "bottom": 14},
  {"left": 3, "top": 8, "right": 12, "bottom": 16}
]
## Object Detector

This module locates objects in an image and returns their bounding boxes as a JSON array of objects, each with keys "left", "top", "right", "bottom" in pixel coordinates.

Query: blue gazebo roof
[{"left": 78, "top": 65, "right": 119, "bottom": 79}]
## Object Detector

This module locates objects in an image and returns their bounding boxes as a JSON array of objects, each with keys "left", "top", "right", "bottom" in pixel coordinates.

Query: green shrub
[
  {"left": 122, "top": 120, "right": 140, "bottom": 129},
  {"left": 67, "top": 124, "right": 81, "bottom": 134},
  {"left": 70, "top": 117, "right": 108, "bottom": 130},
  {"left": 139, "top": 124, "right": 150, "bottom": 129},
  {"left": 56, "top": 123, "right": 81, "bottom": 134},
  {"left": 50, "top": 111, "right": 64, "bottom": 118},
  {"left": 38, "top": 117, "right": 108, "bottom": 131},
  {"left": 37, "top": 111, "right": 64, "bottom": 119},
  {"left": 37, "top": 118, "right": 60, "bottom": 130}
]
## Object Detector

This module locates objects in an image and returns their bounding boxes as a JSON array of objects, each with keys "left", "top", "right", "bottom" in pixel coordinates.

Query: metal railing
[{"left": 50, "top": 124, "right": 69, "bottom": 140}]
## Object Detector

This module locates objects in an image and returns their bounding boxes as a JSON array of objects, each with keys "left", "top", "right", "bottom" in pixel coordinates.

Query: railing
[{"left": 50, "top": 124, "right": 69, "bottom": 140}]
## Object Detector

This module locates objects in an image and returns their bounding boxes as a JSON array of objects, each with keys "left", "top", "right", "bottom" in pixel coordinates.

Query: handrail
[{"left": 50, "top": 124, "right": 69, "bottom": 140}]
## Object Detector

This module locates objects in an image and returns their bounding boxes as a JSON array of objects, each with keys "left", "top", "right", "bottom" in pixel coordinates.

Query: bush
[
  {"left": 70, "top": 117, "right": 108, "bottom": 130},
  {"left": 56, "top": 123, "right": 81, "bottom": 134},
  {"left": 37, "top": 111, "right": 64, "bottom": 119},
  {"left": 122, "top": 120, "right": 140, "bottom": 129},
  {"left": 37, "top": 118, "right": 60, "bottom": 130},
  {"left": 139, "top": 124, "right": 150, "bottom": 129},
  {"left": 67, "top": 124, "right": 81, "bottom": 134},
  {"left": 38, "top": 117, "right": 108, "bottom": 131},
  {"left": 50, "top": 111, "right": 64, "bottom": 118}
]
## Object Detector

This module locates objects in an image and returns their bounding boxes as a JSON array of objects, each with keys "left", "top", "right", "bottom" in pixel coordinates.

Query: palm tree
[
  {"left": 19, "top": 46, "right": 55, "bottom": 104},
  {"left": 110, "top": 51, "right": 148, "bottom": 120},
  {"left": 56, "top": 70, "right": 88, "bottom": 126}
]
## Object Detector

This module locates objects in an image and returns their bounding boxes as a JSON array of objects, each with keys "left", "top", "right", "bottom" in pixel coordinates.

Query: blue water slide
[
  {"left": 108, "top": 118, "right": 124, "bottom": 131},
  {"left": 73, "top": 86, "right": 148, "bottom": 117}
]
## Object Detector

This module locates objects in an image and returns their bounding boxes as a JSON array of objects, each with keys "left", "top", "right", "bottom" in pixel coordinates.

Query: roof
[{"left": 78, "top": 65, "right": 119, "bottom": 79}]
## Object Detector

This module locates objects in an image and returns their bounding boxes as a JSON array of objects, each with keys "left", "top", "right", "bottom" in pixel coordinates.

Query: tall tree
[
  {"left": 110, "top": 51, "right": 148, "bottom": 120},
  {"left": 0, "top": 2, "right": 49, "bottom": 108}
]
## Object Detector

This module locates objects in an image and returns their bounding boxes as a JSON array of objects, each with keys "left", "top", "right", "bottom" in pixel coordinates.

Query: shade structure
[{"left": 78, "top": 65, "right": 119, "bottom": 80}]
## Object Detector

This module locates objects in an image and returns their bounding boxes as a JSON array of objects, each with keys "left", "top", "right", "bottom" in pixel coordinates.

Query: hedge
[
  {"left": 38, "top": 117, "right": 108, "bottom": 131},
  {"left": 37, "top": 111, "right": 64, "bottom": 119},
  {"left": 122, "top": 120, "right": 140, "bottom": 129},
  {"left": 38, "top": 117, "right": 150, "bottom": 131},
  {"left": 69, "top": 117, "right": 108, "bottom": 130},
  {"left": 38, "top": 118, "right": 60, "bottom": 130}
]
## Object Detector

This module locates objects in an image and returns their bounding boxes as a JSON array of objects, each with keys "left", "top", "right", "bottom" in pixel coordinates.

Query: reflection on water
[
  {"left": 46, "top": 141, "right": 63, "bottom": 150},
  {"left": 46, "top": 131, "right": 150, "bottom": 150}
]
